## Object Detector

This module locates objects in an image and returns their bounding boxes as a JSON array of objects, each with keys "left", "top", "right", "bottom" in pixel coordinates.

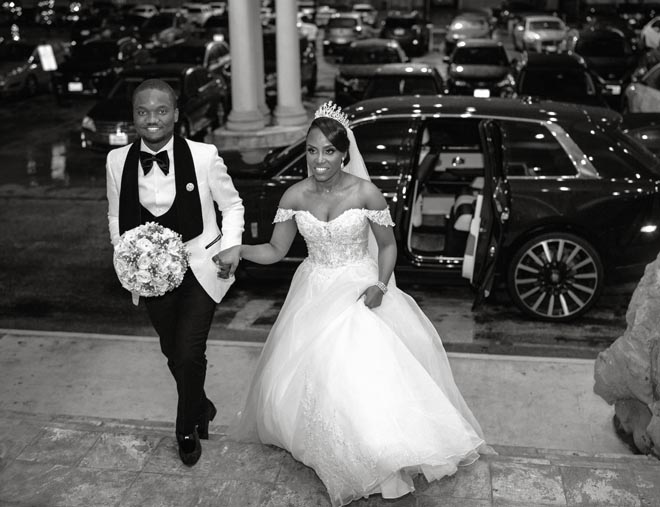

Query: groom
[{"left": 106, "top": 79, "right": 244, "bottom": 466}]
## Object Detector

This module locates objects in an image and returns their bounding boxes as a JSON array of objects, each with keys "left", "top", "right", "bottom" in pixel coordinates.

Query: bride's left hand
[{"left": 358, "top": 286, "right": 384, "bottom": 309}]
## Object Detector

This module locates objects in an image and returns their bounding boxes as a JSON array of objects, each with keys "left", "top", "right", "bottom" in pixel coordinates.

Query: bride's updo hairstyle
[{"left": 307, "top": 116, "right": 351, "bottom": 165}]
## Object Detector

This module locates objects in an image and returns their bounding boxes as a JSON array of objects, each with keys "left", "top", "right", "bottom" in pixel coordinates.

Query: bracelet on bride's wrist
[{"left": 375, "top": 281, "right": 388, "bottom": 294}]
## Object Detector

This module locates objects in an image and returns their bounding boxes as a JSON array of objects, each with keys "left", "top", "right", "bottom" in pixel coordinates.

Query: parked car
[
  {"left": 379, "top": 11, "right": 431, "bottom": 56},
  {"left": 353, "top": 3, "right": 377, "bottom": 26},
  {"left": 579, "top": 14, "right": 641, "bottom": 54},
  {"left": 52, "top": 36, "right": 146, "bottom": 99},
  {"left": 208, "top": 1, "right": 225, "bottom": 16},
  {"left": 229, "top": 95, "right": 660, "bottom": 321},
  {"left": 201, "top": 12, "right": 228, "bottom": 41},
  {"left": 444, "top": 10, "right": 494, "bottom": 55},
  {"left": 514, "top": 52, "right": 609, "bottom": 108},
  {"left": 641, "top": 15, "right": 660, "bottom": 49},
  {"left": 138, "top": 11, "right": 195, "bottom": 48},
  {"left": 569, "top": 27, "right": 638, "bottom": 110},
  {"left": 361, "top": 63, "right": 445, "bottom": 100},
  {"left": 618, "top": 3, "right": 660, "bottom": 34},
  {"left": 444, "top": 39, "right": 514, "bottom": 98},
  {"left": 495, "top": 0, "right": 537, "bottom": 32},
  {"left": 314, "top": 5, "right": 337, "bottom": 26},
  {"left": 181, "top": 2, "right": 212, "bottom": 27},
  {"left": 334, "top": 38, "right": 408, "bottom": 107},
  {"left": 512, "top": 14, "right": 569, "bottom": 52},
  {"left": 297, "top": 11, "right": 318, "bottom": 47},
  {"left": 148, "top": 38, "right": 230, "bottom": 79},
  {"left": 128, "top": 3, "right": 158, "bottom": 18},
  {"left": 80, "top": 63, "right": 228, "bottom": 149},
  {"left": 263, "top": 27, "right": 317, "bottom": 106},
  {"left": 0, "top": 39, "right": 67, "bottom": 97},
  {"left": 323, "top": 12, "right": 372, "bottom": 57},
  {"left": 623, "top": 62, "right": 660, "bottom": 112}
]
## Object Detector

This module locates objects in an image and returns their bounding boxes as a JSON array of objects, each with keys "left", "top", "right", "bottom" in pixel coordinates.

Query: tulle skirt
[{"left": 230, "top": 257, "right": 485, "bottom": 506}]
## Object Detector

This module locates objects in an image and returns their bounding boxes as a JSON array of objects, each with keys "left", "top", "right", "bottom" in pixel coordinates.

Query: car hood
[
  {"left": 581, "top": 56, "right": 636, "bottom": 81},
  {"left": 449, "top": 65, "right": 509, "bottom": 80},
  {"left": 87, "top": 97, "right": 132, "bottom": 121},
  {"left": 337, "top": 64, "right": 382, "bottom": 78}
]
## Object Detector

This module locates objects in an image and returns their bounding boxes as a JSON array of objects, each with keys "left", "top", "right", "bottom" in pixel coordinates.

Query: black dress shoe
[
  {"left": 177, "top": 429, "right": 201, "bottom": 466},
  {"left": 197, "top": 399, "right": 217, "bottom": 440}
]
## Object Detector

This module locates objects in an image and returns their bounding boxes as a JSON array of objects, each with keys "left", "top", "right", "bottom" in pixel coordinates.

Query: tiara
[{"left": 314, "top": 101, "right": 350, "bottom": 129}]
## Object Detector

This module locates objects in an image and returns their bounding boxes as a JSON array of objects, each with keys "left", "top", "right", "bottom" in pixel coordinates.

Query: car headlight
[
  {"left": 453, "top": 80, "right": 467, "bottom": 86},
  {"left": 81, "top": 116, "right": 96, "bottom": 132}
]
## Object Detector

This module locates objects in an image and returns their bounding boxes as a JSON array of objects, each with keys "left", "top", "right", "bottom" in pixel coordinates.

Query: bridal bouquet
[{"left": 113, "top": 222, "right": 189, "bottom": 297}]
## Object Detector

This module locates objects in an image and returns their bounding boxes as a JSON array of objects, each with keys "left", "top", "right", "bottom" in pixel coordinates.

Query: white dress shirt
[{"left": 139, "top": 137, "right": 175, "bottom": 217}]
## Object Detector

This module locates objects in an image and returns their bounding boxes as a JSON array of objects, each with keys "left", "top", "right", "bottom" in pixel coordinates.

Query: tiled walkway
[{"left": 1, "top": 411, "right": 659, "bottom": 507}]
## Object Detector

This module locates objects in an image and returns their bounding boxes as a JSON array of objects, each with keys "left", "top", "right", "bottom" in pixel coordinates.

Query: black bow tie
[{"left": 139, "top": 150, "right": 170, "bottom": 175}]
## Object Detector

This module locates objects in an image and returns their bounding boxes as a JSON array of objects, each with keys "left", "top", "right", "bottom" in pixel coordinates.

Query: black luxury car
[
  {"left": 569, "top": 26, "right": 639, "bottom": 110},
  {"left": 334, "top": 38, "right": 408, "bottom": 107},
  {"left": 80, "top": 63, "right": 228, "bottom": 150},
  {"left": 444, "top": 39, "right": 514, "bottom": 97},
  {"left": 52, "top": 36, "right": 147, "bottom": 98},
  {"left": 514, "top": 51, "right": 609, "bottom": 108},
  {"left": 379, "top": 11, "right": 431, "bottom": 57},
  {"left": 362, "top": 62, "right": 445, "bottom": 100},
  {"left": 226, "top": 96, "right": 660, "bottom": 321}
]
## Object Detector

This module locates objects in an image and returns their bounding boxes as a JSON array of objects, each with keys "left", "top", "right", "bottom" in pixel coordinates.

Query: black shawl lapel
[
  {"left": 118, "top": 140, "right": 142, "bottom": 236},
  {"left": 173, "top": 135, "right": 203, "bottom": 241}
]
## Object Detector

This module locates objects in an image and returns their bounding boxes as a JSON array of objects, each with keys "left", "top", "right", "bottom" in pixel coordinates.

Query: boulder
[{"left": 594, "top": 254, "right": 660, "bottom": 458}]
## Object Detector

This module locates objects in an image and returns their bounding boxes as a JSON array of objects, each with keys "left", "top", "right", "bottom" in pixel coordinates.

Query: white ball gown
[{"left": 231, "top": 207, "right": 486, "bottom": 507}]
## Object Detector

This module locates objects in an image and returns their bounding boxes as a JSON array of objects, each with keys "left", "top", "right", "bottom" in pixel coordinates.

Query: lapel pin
[{"left": 186, "top": 183, "right": 195, "bottom": 192}]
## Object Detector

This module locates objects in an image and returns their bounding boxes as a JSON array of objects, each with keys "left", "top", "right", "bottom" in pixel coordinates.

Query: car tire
[
  {"left": 24, "top": 75, "right": 38, "bottom": 97},
  {"left": 506, "top": 232, "right": 603, "bottom": 322}
]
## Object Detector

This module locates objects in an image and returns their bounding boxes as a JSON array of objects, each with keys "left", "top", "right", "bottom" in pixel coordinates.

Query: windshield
[
  {"left": 143, "top": 14, "right": 173, "bottom": 29},
  {"left": 384, "top": 17, "right": 417, "bottom": 29},
  {"left": 109, "top": 76, "right": 181, "bottom": 100},
  {"left": 343, "top": 47, "right": 403, "bottom": 64},
  {"left": 452, "top": 46, "right": 508, "bottom": 66},
  {"left": 366, "top": 76, "right": 439, "bottom": 97},
  {"left": 0, "top": 43, "right": 34, "bottom": 61},
  {"left": 519, "top": 68, "right": 596, "bottom": 99},
  {"left": 204, "top": 15, "right": 227, "bottom": 27},
  {"left": 528, "top": 20, "right": 563, "bottom": 30},
  {"left": 327, "top": 17, "right": 357, "bottom": 29}
]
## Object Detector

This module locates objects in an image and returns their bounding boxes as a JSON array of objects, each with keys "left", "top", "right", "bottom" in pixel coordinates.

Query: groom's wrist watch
[{"left": 375, "top": 281, "right": 388, "bottom": 294}]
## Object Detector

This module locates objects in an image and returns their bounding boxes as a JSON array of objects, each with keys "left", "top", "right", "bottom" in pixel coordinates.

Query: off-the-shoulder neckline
[{"left": 279, "top": 207, "right": 387, "bottom": 224}]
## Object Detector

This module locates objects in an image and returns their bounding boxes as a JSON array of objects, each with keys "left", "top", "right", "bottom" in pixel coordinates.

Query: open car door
[{"left": 462, "top": 119, "right": 510, "bottom": 309}]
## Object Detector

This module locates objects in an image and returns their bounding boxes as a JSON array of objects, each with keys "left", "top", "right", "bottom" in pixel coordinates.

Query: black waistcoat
[{"left": 118, "top": 135, "right": 203, "bottom": 241}]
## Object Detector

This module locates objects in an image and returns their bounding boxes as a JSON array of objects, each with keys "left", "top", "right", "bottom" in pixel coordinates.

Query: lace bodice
[{"left": 274, "top": 208, "right": 394, "bottom": 268}]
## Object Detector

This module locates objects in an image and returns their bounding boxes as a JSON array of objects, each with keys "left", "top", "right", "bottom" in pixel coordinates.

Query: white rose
[
  {"left": 137, "top": 254, "right": 152, "bottom": 270},
  {"left": 136, "top": 270, "right": 151, "bottom": 283},
  {"left": 136, "top": 238, "right": 154, "bottom": 251}
]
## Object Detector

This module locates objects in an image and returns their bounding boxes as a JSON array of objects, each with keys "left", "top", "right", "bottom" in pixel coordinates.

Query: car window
[
  {"left": 500, "top": 121, "right": 577, "bottom": 177},
  {"left": 452, "top": 46, "right": 508, "bottom": 66},
  {"left": 383, "top": 17, "right": 419, "bottom": 29},
  {"left": 575, "top": 35, "right": 630, "bottom": 57},
  {"left": 528, "top": 20, "right": 563, "bottom": 30},
  {"left": 343, "top": 47, "right": 403, "bottom": 64},
  {"left": 352, "top": 119, "right": 414, "bottom": 178},
  {"left": 327, "top": 17, "right": 357, "bottom": 29},
  {"left": 570, "top": 123, "right": 660, "bottom": 178}
]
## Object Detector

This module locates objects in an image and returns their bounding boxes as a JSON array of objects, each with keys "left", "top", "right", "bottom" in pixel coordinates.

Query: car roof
[
  {"left": 349, "top": 38, "right": 401, "bottom": 49},
  {"left": 373, "top": 63, "right": 435, "bottom": 75},
  {"left": 525, "top": 15, "right": 563, "bottom": 22},
  {"left": 345, "top": 95, "right": 620, "bottom": 126},
  {"left": 521, "top": 52, "right": 586, "bottom": 68}
]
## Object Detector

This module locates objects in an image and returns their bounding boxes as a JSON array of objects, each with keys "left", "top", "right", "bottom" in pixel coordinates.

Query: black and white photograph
[{"left": 1, "top": 0, "right": 660, "bottom": 505}]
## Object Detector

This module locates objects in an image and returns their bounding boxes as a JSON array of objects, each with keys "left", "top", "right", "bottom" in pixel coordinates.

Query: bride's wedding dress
[{"left": 232, "top": 207, "right": 485, "bottom": 507}]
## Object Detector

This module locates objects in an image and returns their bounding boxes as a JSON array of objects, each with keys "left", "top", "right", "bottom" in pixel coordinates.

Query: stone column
[
  {"left": 226, "top": 0, "right": 267, "bottom": 131},
  {"left": 274, "top": 0, "right": 308, "bottom": 127},
  {"left": 248, "top": 0, "right": 269, "bottom": 117}
]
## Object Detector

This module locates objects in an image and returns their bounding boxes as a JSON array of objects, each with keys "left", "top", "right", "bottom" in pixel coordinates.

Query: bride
[{"left": 227, "top": 102, "right": 486, "bottom": 506}]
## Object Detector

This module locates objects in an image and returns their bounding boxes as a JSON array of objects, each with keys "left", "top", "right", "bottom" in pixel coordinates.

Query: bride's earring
[{"left": 341, "top": 158, "right": 345, "bottom": 169}]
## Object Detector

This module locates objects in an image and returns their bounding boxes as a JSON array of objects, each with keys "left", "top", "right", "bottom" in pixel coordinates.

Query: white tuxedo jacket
[{"left": 106, "top": 137, "right": 244, "bottom": 303}]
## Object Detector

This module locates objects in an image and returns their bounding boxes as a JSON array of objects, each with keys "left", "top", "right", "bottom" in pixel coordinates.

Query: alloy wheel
[{"left": 507, "top": 233, "right": 603, "bottom": 321}]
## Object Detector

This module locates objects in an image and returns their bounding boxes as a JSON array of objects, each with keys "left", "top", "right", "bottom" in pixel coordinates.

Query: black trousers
[{"left": 144, "top": 270, "right": 216, "bottom": 436}]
